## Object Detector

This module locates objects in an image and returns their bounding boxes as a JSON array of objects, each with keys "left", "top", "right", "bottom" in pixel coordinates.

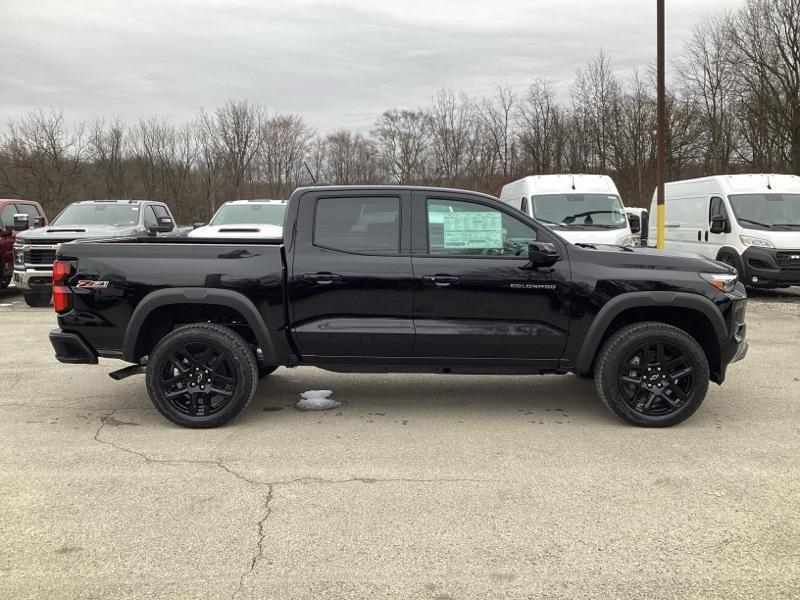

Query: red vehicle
[{"left": 0, "top": 199, "right": 47, "bottom": 289}]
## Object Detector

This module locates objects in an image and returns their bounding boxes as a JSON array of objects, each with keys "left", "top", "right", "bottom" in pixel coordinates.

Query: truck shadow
[{"left": 246, "top": 369, "right": 616, "bottom": 426}]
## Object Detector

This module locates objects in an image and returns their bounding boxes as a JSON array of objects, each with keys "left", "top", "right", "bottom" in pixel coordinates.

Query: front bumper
[
  {"left": 715, "top": 295, "right": 747, "bottom": 383},
  {"left": 740, "top": 247, "right": 800, "bottom": 287},
  {"left": 49, "top": 329, "right": 98, "bottom": 364},
  {"left": 13, "top": 267, "right": 54, "bottom": 292}
]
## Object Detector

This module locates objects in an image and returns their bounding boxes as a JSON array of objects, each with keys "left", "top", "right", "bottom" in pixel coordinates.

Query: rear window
[{"left": 314, "top": 197, "right": 400, "bottom": 254}]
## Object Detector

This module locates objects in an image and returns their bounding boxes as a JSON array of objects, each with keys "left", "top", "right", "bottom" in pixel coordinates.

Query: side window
[
  {"left": 15, "top": 204, "right": 41, "bottom": 221},
  {"left": 709, "top": 197, "right": 728, "bottom": 222},
  {"left": 0, "top": 204, "right": 18, "bottom": 227},
  {"left": 153, "top": 205, "right": 170, "bottom": 219},
  {"left": 314, "top": 196, "right": 400, "bottom": 254},
  {"left": 143, "top": 206, "right": 159, "bottom": 229},
  {"left": 426, "top": 198, "right": 537, "bottom": 257}
]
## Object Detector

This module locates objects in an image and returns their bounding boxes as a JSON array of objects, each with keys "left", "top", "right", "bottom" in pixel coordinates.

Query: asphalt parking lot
[{"left": 1, "top": 284, "right": 799, "bottom": 600}]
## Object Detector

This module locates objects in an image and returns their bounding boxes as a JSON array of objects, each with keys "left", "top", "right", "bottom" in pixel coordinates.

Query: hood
[
  {"left": 552, "top": 227, "right": 631, "bottom": 245},
  {"left": 572, "top": 243, "right": 734, "bottom": 275},
  {"left": 187, "top": 223, "right": 283, "bottom": 239},
  {"left": 15, "top": 224, "right": 137, "bottom": 243}
]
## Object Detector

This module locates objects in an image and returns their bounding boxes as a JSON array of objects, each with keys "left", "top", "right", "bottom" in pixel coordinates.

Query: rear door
[
  {"left": 288, "top": 189, "right": 414, "bottom": 359},
  {"left": 410, "top": 190, "right": 571, "bottom": 365}
]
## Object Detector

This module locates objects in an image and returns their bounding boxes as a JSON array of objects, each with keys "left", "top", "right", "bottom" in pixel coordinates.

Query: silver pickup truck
[{"left": 13, "top": 199, "right": 180, "bottom": 306}]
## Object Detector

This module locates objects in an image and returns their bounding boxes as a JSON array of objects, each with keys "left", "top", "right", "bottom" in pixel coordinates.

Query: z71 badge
[{"left": 76, "top": 280, "right": 109, "bottom": 289}]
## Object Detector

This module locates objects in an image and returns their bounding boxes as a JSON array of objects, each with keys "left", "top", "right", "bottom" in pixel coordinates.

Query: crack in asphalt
[{"left": 91, "top": 411, "right": 493, "bottom": 600}]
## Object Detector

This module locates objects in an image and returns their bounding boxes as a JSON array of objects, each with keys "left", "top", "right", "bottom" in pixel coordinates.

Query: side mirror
[
  {"left": 627, "top": 214, "right": 641, "bottom": 234},
  {"left": 192, "top": 222, "right": 206, "bottom": 229},
  {"left": 12, "top": 213, "right": 29, "bottom": 231},
  {"left": 149, "top": 216, "right": 175, "bottom": 234},
  {"left": 710, "top": 215, "right": 729, "bottom": 234},
  {"left": 32, "top": 216, "right": 46, "bottom": 228},
  {"left": 527, "top": 241, "right": 560, "bottom": 268}
]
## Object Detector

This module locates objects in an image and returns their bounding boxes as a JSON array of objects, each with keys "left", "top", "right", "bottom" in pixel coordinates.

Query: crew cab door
[
  {"left": 288, "top": 189, "right": 414, "bottom": 359},
  {"left": 410, "top": 190, "right": 571, "bottom": 365}
]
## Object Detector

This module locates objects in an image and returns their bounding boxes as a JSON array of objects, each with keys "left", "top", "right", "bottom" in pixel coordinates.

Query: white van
[
  {"left": 188, "top": 199, "right": 286, "bottom": 239},
  {"left": 499, "top": 174, "right": 636, "bottom": 246},
  {"left": 648, "top": 174, "right": 800, "bottom": 288}
]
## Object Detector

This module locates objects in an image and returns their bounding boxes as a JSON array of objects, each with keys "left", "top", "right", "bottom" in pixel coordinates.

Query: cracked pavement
[{"left": 1, "top": 285, "right": 799, "bottom": 599}]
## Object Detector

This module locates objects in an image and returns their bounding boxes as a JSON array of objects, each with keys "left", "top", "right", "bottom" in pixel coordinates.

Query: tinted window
[
  {"left": 143, "top": 206, "right": 158, "bottom": 229},
  {"left": 426, "top": 198, "right": 536, "bottom": 257},
  {"left": 709, "top": 197, "right": 727, "bottom": 223},
  {"left": 211, "top": 203, "right": 286, "bottom": 226},
  {"left": 153, "top": 205, "right": 170, "bottom": 219},
  {"left": 53, "top": 203, "right": 141, "bottom": 226},
  {"left": 532, "top": 193, "right": 627, "bottom": 228},
  {"left": 15, "top": 204, "right": 41, "bottom": 220},
  {"left": 314, "top": 196, "right": 400, "bottom": 254},
  {"left": 0, "top": 204, "right": 17, "bottom": 227}
]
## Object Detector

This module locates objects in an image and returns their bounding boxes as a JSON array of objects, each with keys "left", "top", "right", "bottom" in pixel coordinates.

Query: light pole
[{"left": 656, "top": 0, "right": 666, "bottom": 249}]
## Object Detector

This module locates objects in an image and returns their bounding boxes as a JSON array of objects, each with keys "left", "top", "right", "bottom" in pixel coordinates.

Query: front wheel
[
  {"left": 24, "top": 292, "right": 52, "bottom": 307},
  {"left": 595, "top": 322, "right": 710, "bottom": 427},
  {"left": 145, "top": 323, "right": 258, "bottom": 428}
]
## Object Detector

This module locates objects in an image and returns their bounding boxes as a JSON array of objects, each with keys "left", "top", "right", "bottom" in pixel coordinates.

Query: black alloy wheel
[
  {"left": 160, "top": 342, "right": 237, "bottom": 418},
  {"left": 617, "top": 340, "right": 694, "bottom": 417},
  {"left": 145, "top": 323, "right": 258, "bottom": 427},
  {"left": 595, "top": 322, "right": 710, "bottom": 427}
]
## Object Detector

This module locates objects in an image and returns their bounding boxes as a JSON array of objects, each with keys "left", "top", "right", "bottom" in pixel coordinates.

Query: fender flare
[
  {"left": 574, "top": 291, "right": 728, "bottom": 374},
  {"left": 122, "top": 287, "right": 277, "bottom": 364}
]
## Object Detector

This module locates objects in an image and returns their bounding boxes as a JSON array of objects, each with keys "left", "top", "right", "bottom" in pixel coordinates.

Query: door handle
[
  {"left": 303, "top": 272, "right": 342, "bottom": 284},
  {"left": 422, "top": 274, "right": 460, "bottom": 287}
]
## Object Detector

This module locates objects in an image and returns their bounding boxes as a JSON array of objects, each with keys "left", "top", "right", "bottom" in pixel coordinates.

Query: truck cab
[
  {"left": 0, "top": 199, "right": 47, "bottom": 290},
  {"left": 647, "top": 174, "right": 800, "bottom": 288},
  {"left": 14, "top": 199, "right": 176, "bottom": 306},
  {"left": 499, "top": 174, "right": 636, "bottom": 246}
]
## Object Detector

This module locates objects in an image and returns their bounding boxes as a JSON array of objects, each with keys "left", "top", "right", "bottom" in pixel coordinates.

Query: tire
[
  {"left": 258, "top": 364, "right": 278, "bottom": 379},
  {"left": 145, "top": 323, "right": 258, "bottom": 428},
  {"left": 595, "top": 322, "right": 710, "bottom": 427},
  {"left": 24, "top": 292, "right": 52, "bottom": 307}
]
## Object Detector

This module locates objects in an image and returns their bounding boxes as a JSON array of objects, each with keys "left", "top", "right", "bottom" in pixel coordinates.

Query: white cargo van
[
  {"left": 648, "top": 174, "right": 800, "bottom": 288},
  {"left": 499, "top": 174, "right": 636, "bottom": 246}
]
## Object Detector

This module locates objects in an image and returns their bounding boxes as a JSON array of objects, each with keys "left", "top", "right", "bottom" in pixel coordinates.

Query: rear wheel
[
  {"left": 145, "top": 323, "right": 258, "bottom": 428},
  {"left": 595, "top": 322, "right": 709, "bottom": 427},
  {"left": 24, "top": 292, "right": 51, "bottom": 307}
]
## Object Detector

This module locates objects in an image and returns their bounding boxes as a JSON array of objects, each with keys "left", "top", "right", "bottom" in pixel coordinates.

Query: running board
[{"left": 109, "top": 364, "right": 146, "bottom": 380}]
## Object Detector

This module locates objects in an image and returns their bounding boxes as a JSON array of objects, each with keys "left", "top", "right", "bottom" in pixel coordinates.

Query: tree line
[{"left": 1, "top": 0, "right": 798, "bottom": 223}]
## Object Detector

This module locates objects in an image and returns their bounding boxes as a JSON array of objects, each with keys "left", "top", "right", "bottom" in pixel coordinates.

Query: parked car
[
  {"left": 0, "top": 199, "right": 48, "bottom": 289},
  {"left": 188, "top": 199, "right": 286, "bottom": 239},
  {"left": 648, "top": 174, "right": 800, "bottom": 288},
  {"left": 48, "top": 185, "right": 747, "bottom": 429},
  {"left": 14, "top": 199, "right": 177, "bottom": 306},
  {"left": 499, "top": 174, "right": 637, "bottom": 246}
]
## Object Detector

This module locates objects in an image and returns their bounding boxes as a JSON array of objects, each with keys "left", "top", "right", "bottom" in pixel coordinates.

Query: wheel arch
[
  {"left": 122, "top": 288, "right": 277, "bottom": 364},
  {"left": 575, "top": 292, "right": 727, "bottom": 380}
]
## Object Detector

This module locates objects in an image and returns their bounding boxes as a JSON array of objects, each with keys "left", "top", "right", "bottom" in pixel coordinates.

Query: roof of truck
[
  {"left": 292, "top": 185, "right": 499, "bottom": 201},
  {"left": 70, "top": 199, "right": 160, "bottom": 204}
]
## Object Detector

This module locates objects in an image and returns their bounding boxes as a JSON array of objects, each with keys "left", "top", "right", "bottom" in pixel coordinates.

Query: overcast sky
[{"left": 1, "top": 0, "right": 742, "bottom": 132}]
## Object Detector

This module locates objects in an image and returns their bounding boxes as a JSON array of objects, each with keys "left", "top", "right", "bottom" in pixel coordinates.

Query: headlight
[
  {"left": 13, "top": 245, "right": 24, "bottom": 266},
  {"left": 616, "top": 235, "right": 635, "bottom": 246},
  {"left": 739, "top": 235, "right": 774, "bottom": 248},
  {"left": 699, "top": 272, "right": 738, "bottom": 293}
]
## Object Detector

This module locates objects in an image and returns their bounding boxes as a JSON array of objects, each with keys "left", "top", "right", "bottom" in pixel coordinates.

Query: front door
[
  {"left": 410, "top": 191, "right": 571, "bottom": 365},
  {"left": 706, "top": 196, "right": 731, "bottom": 259},
  {"left": 288, "top": 189, "right": 414, "bottom": 359}
]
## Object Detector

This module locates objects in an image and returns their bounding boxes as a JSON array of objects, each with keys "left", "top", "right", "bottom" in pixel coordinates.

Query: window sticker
[{"left": 442, "top": 212, "right": 503, "bottom": 249}]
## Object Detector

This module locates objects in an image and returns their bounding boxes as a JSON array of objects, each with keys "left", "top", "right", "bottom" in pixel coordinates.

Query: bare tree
[
  {"left": 0, "top": 109, "right": 89, "bottom": 214},
  {"left": 259, "top": 113, "right": 314, "bottom": 197},
  {"left": 516, "top": 78, "right": 566, "bottom": 174},
  {"left": 323, "top": 130, "right": 377, "bottom": 184},
  {"left": 372, "top": 109, "right": 430, "bottom": 184},
  {"left": 87, "top": 117, "right": 128, "bottom": 197},
  {"left": 428, "top": 89, "right": 472, "bottom": 185},
  {"left": 476, "top": 86, "right": 516, "bottom": 180}
]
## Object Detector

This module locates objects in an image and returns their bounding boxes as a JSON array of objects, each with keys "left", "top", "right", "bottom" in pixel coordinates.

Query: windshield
[
  {"left": 728, "top": 193, "right": 800, "bottom": 229},
  {"left": 210, "top": 203, "right": 286, "bottom": 227},
  {"left": 52, "top": 203, "right": 140, "bottom": 227},
  {"left": 531, "top": 194, "right": 627, "bottom": 229}
]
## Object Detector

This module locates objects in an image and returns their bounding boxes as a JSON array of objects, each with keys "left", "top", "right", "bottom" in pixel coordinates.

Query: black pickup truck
[{"left": 49, "top": 185, "right": 748, "bottom": 428}]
